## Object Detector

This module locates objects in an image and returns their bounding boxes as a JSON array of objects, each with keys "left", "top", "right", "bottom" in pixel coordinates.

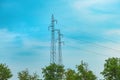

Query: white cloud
[
  {"left": 22, "top": 38, "right": 50, "bottom": 49},
  {"left": 0, "top": 28, "right": 21, "bottom": 48},
  {"left": 0, "top": 28, "right": 50, "bottom": 80},
  {"left": 105, "top": 29, "right": 120, "bottom": 36},
  {"left": 68, "top": 0, "right": 120, "bottom": 23},
  {"left": 0, "top": 28, "right": 50, "bottom": 59},
  {"left": 0, "top": 28, "right": 19, "bottom": 41},
  {"left": 72, "top": 0, "right": 118, "bottom": 11}
]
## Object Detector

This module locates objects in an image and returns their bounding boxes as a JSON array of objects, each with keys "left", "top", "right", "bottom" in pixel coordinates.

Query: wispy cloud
[
  {"left": 68, "top": 0, "right": 120, "bottom": 23},
  {"left": 0, "top": 28, "right": 49, "bottom": 54},
  {"left": 72, "top": 0, "right": 119, "bottom": 13},
  {"left": 0, "top": 28, "right": 50, "bottom": 80},
  {"left": 105, "top": 29, "right": 120, "bottom": 36},
  {"left": 0, "top": 28, "right": 20, "bottom": 47}
]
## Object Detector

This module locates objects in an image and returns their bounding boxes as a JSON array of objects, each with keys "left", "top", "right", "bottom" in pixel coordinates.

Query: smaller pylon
[{"left": 56, "top": 29, "right": 64, "bottom": 65}]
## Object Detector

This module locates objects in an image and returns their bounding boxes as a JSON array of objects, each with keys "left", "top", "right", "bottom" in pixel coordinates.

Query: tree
[
  {"left": 42, "top": 63, "right": 65, "bottom": 80},
  {"left": 18, "top": 69, "right": 40, "bottom": 80},
  {"left": 65, "top": 69, "right": 77, "bottom": 80},
  {"left": 76, "top": 61, "right": 97, "bottom": 80},
  {"left": 101, "top": 57, "right": 120, "bottom": 80},
  {"left": 0, "top": 63, "right": 12, "bottom": 80},
  {"left": 29, "top": 73, "right": 40, "bottom": 80}
]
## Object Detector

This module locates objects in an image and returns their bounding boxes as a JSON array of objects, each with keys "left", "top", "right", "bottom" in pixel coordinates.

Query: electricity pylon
[
  {"left": 56, "top": 29, "right": 63, "bottom": 65},
  {"left": 49, "top": 14, "right": 57, "bottom": 64}
]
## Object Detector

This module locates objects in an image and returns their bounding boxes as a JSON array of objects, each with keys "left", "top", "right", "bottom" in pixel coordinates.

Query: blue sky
[{"left": 1, "top": 0, "right": 120, "bottom": 79}]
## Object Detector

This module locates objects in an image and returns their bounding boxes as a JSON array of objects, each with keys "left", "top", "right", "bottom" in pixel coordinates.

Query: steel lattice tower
[
  {"left": 56, "top": 29, "right": 63, "bottom": 65},
  {"left": 49, "top": 14, "right": 57, "bottom": 64}
]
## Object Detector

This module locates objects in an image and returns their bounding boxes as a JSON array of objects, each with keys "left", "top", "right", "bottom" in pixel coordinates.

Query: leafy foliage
[
  {"left": 18, "top": 69, "right": 40, "bottom": 80},
  {"left": 64, "top": 61, "right": 97, "bottom": 80},
  {"left": 42, "top": 63, "right": 65, "bottom": 80},
  {"left": 65, "top": 69, "right": 77, "bottom": 80},
  {"left": 4, "top": 57, "right": 120, "bottom": 80},
  {"left": 101, "top": 57, "right": 120, "bottom": 80},
  {"left": 76, "top": 61, "right": 97, "bottom": 80},
  {"left": 0, "top": 63, "right": 12, "bottom": 80}
]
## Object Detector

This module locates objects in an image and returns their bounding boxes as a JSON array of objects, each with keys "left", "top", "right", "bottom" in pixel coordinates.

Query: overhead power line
[
  {"left": 58, "top": 24, "right": 120, "bottom": 44},
  {"left": 75, "top": 46, "right": 109, "bottom": 57},
  {"left": 78, "top": 39, "right": 120, "bottom": 53}
]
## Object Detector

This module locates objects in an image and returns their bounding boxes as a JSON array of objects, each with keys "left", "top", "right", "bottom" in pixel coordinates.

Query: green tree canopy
[
  {"left": 76, "top": 61, "right": 97, "bottom": 80},
  {"left": 65, "top": 69, "right": 77, "bottom": 80},
  {"left": 0, "top": 63, "right": 12, "bottom": 80},
  {"left": 101, "top": 57, "right": 120, "bottom": 80},
  {"left": 18, "top": 69, "right": 40, "bottom": 80},
  {"left": 42, "top": 63, "right": 65, "bottom": 80}
]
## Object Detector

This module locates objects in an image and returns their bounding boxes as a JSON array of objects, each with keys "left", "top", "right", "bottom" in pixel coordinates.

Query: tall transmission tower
[
  {"left": 56, "top": 29, "right": 63, "bottom": 65},
  {"left": 49, "top": 14, "right": 57, "bottom": 64}
]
